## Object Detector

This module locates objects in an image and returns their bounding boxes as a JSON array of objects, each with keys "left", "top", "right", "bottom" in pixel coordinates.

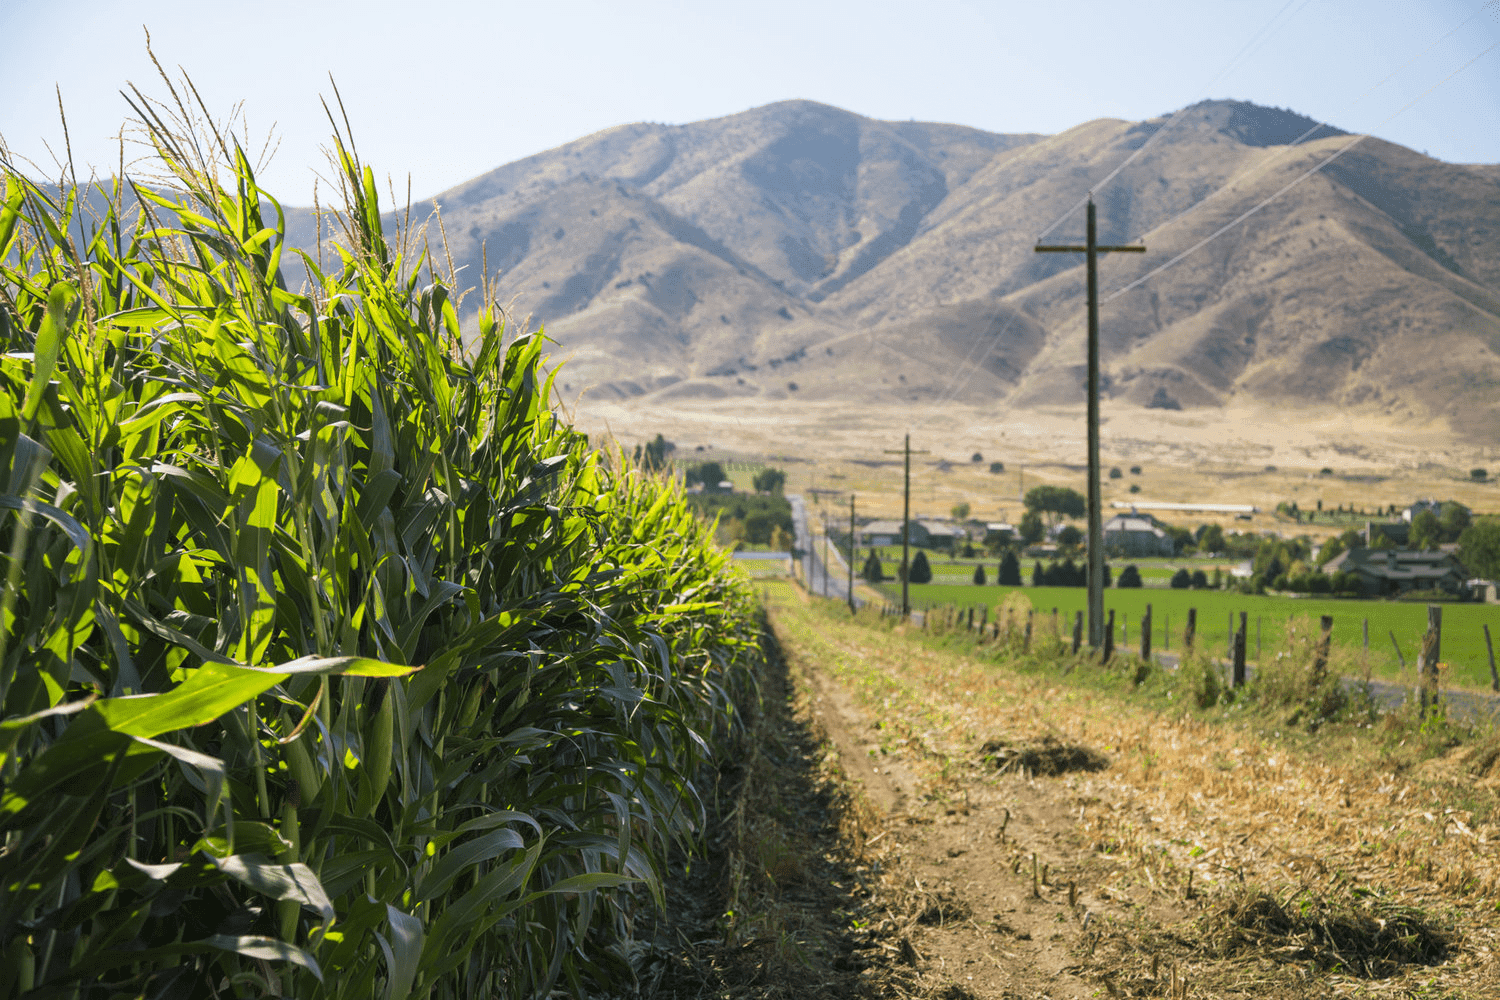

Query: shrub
[
  {"left": 1109, "top": 466, "right": 1123, "bottom": 479},
  {"left": 687, "top": 460, "right": 727, "bottom": 487},
  {"left": 973, "top": 563, "right": 987, "bottom": 585},
  {"left": 989, "top": 461, "right": 1005, "bottom": 474},
  {"left": 1130, "top": 465, "right": 1142, "bottom": 475},
  {"left": 1191, "top": 569, "right": 1209, "bottom": 589},
  {"left": 1472, "top": 468, "right": 1488, "bottom": 481},
  {"left": 971, "top": 452, "right": 984, "bottom": 462},
  {"left": 1032, "top": 560, "right": 1045, "bottom": 586},
  {"left": 862, "top": 551, "right": 885, "bottom": 582},
  {"left": 998, "top": 550, "right": 1022, "bottom": 585},
  {"left": 1117, "top": 564, "right": 1143, "bottom": 588},
  {"left": 909, "top": 550, "right": 933, "bottom": 583},
  {"left": 1170, "top": 567, "right": 1192, "bottom": 589},
  {"left": 752, "top": 466, "right": 786, "bottom": 493}
]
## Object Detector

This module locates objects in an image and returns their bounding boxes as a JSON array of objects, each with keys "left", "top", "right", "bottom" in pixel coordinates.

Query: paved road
[{"left": 788, "top": 494, "right": 862, "bottom": 606}]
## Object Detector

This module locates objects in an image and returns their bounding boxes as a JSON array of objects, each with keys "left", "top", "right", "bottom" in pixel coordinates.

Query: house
[
  {"left": 1321, "top": 547, "right": 1469, "bottom": 596},
  {"left": 1364, "top": 520, "right": 1409, "bottom": 546},
  {"left": 857, "top": 519, "right": 930, "bottom": 548},
  {"left": 1401, "top": 500, "right": 1451, "bottom": 523},
  {"left": 985, "top": 522, "right": 1016, "bottom": 546},
  {"left": 1102, "top": 513, "right": 1175, "bottom": 557},
  {"left": 917, "top": 519, "right": 969, "bottom": 551}
]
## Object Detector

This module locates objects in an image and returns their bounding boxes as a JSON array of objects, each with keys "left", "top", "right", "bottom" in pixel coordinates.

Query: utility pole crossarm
[{"left": 1034, "top": 244, "right": 1145, "bottom": 253}]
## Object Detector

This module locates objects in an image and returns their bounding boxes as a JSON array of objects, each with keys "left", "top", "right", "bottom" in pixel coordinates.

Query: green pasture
[{"left": 871, "top": 582, "right": 1500, "bottom": 690}]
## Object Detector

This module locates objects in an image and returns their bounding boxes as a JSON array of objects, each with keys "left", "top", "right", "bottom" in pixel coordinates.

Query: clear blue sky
[{"left": 2, "top": 1, "right": 1496, "bottom": 205}]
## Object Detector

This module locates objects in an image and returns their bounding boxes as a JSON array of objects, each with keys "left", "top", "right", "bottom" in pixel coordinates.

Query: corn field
[{"left": 0, "top": 88, "right": 758, "bottom": 999}]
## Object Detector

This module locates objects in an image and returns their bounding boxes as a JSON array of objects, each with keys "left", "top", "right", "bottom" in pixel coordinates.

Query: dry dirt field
[
  {"left": 641, "top": 580, "right": 1500, "bottom": 1000},
  {"left": 570, "top": 397, "right": 1499, "bottom": 534}
]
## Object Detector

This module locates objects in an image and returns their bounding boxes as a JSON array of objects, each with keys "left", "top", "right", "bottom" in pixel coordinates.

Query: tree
[
  {"left": 909, "top": 551, "right": 932, "bottom": 584},
  {"left": 1472, "top": 468, "right": 1489, "bottom": 481},
  {"left": 1109, "top": 466, "right": 1122, "bottom": 479},
  {"left": 973, "top": 563, "right": 987, "bottom": 585},
  {"left": 1129, "top": 465, "right": 1141, "bottom": 475},
  {"left": 685, "top": 461, "right": 727, "bottom": 489},
  {"left": 1190, "top": 569, "right": 1208, "bottom": 589},
  {"left": 1170, "top": 567, "right": 1192, "bottom": 589},
  {"left": 1019, "top": 510, "right": 1045, "bottom": 544},
  {"left": 989, "top": 461, "right": 1005, "bottom": 474},
  {"left": 1410, "top": 509, "right": 1442, "bottom": 550},
  {"left": 971, "top": 452, "right": 984, "bottom": 463},
  {"left": 1439, "top": 503, "right": 1471, "bottom": 542},
  {"left": 1032, "top": 560, "right": 1045, "bottom": 587},
  {"left": 862, "top": 551, "right": 885, "bottom": 582},
  {"left": 633, "top": 433, "right": 675, "bottom": 470},
  {"left": 1197, "top": 524, "right": 1225, "bottom": 554},
  {"left": 752, "top": 467, "right": 786, "bottom": 494},
  {"left": 1117, "top": 564, "right": 1143, "bottom": 588},
  {"left": 1459, "top": 517, "right": 1500, "bottom": 579},
  {"left": 1023, "top": 485, "right": 1086, "bottom": 526},
  {"left": 999, "top": 551, "right": 1021, "bottom": 585},
  {"left": 769, "top": 525, "right": 793, "bottom": 552},
  {"left": 951, "top": 502, "right": 971, "bottom": 520},
  {"left": 1056, "top": 525, "right": 1083, "bottom": 550},
  {"left": 1163, "top": 524, "right": 1193, "bottom": 554}
]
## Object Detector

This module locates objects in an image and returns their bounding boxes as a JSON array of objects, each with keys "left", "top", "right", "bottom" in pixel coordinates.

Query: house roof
[
  {"left": 1323, "top": 547, "right": 1465, "bottom": 581},
  {"left": 1104, "top": 515, "right": 1166, "bottom": 536}
]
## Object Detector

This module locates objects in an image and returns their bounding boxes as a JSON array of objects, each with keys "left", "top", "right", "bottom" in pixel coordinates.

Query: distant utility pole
[
  {"left": 848, "top": 493, "right": 857, "bottom": 614},
  {"left": 884, "top": 434, "right": 930, "bottom": 617},
  {"left": 1035, "top": 195, "right": 1144, "bottom": 649}
]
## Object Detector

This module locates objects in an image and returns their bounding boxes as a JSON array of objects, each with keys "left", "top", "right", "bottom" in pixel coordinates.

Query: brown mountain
[{"left": 356, "top": 98, "right": 1500, "bottom": 440}]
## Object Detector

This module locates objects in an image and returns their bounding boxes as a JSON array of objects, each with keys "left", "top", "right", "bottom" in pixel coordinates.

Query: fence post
[
  {"left": 1256, "top": 615, "right": 1261, "bottom": 662},
  {"left": 1141, "top": 603, "right": 1152, "bottom": 661},
  {"left": 1185, "top": 608, "right": 1196, "bottom": 653},
  {"left": 1072, "top": 611, "right": 1083, "bottom": 655},
  {"left": 1362, "top": 617, "right": 1369, "bottom": 653},
  {"left": 1311, "top": 615, "right": 1333, "bottom": 685},
  {"left": 1389, "top": 629, "right": 1405, "bottom": 670},
  {"left": 1233, "top": 611, "right": 1247, "bottom": 687},
  {"left": 1165, "top": 610, "right": 1170, "bottom": 651},
  {"left": 1102, "top": 609, "right": 1115, "bottom": 663},
  {"left": 1485, "top": 624, "right": 1498, "bottom": 693},
  {"left": 1024, "top": 609, "right": 1033, "bottom": 652},
  {"left": 1418, "top": 605, "right": 1442, "bottom": 717}
]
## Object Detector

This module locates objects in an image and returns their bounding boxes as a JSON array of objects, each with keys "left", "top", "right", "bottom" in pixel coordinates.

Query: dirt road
[{"left": 653, "top": 582, "right": 1500, "bottom": 999}]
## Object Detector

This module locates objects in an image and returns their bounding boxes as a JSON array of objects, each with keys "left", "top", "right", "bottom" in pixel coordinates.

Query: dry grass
[{"left": 762, "top": 582, "right": 1500, "bottom": 996}]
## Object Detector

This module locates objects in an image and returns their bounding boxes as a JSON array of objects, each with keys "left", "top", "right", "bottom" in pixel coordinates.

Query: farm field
[
  {"left": 690, "top": 580, "right": 1500, "bottom": 999},
  {"left": 873, "top": 581, "right": 1500, "bottom": 690}
]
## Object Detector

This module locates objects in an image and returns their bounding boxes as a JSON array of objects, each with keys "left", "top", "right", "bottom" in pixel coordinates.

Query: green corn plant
[{"left": 0, "top": 77, "right": 760, "bottom": 1000}]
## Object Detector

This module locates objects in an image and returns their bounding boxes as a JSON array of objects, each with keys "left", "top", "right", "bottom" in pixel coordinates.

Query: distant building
[
  {"left": 1102, "top": 513, "right": 1174, "bottom": 557},
  {"left": 1321, "top": 547, "right": 1468, "bottom": 597},
  {"left": 985, "top": 522, "right": 1016, "bottom": 546},
  {"left": 917, "top": 519, "right": 969, "bottom": 551},
  {"left": 857, "top": 519, "right": 930, "bottom": 548},
  {"left": 1401, "top": 499, "right": 1450, "bottom": 523}
]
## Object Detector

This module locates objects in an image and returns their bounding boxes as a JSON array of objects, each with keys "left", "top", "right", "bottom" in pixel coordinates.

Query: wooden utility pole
[
  {"left": 1036, "top": 197, "right": 1144, "bottom": 649},
  {"left": 884, "top": 434, "right": 929, "bottom": 617},
  {"left": 848, "top": 494, "right": 857, "bottom": 614}
]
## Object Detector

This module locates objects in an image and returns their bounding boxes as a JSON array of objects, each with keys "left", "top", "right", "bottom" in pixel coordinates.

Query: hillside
[{"left": 294, "top": 98, "right": 1500, "bottom": 444}]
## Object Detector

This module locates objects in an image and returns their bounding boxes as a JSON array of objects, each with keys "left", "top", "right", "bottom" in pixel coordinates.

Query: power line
[
  {"left": 1104, "top": 38, "right": 1500, "bottom": 303},
  {"left": 1107, "top": 1, "right": 1495, "bottom": 257},
  {"left": 915, "top": 2, "right": 1495, "bottom": 424},
  {"left": 1034, "top": 0, "right": 1311, "bottom": 244}
]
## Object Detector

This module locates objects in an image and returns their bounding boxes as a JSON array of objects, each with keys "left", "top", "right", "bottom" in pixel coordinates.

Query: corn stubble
[{"left": 0, "top": 81, "right": 759, "bottom": 999}]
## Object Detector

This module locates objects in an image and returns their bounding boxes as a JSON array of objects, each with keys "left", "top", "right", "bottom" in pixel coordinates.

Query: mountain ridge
[{"left": 321, "top": 97, "right": 1498, "bottom": 440}]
